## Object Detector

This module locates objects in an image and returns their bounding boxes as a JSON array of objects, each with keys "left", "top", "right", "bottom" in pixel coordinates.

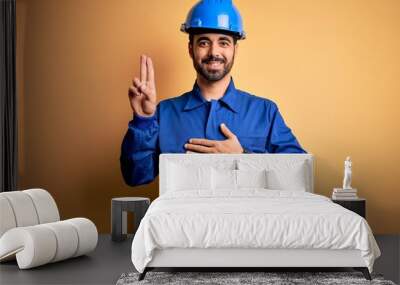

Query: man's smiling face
[{"left": 189, "top": 33, "right": 237, "bottom": 82}]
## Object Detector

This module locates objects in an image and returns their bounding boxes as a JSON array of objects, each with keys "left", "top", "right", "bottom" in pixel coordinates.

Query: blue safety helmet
[{"left": 181, "top": 0, "right": 246, "bottom": 40}]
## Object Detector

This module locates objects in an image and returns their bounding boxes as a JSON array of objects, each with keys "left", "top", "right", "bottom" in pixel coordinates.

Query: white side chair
[{"left": 0, "top": 188, "right": 98, "bottom": 269}]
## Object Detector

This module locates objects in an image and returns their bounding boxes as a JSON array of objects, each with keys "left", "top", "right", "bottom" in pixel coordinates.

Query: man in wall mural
[{"left": 120, "top": 0, "right": 306, "bottom": 187}]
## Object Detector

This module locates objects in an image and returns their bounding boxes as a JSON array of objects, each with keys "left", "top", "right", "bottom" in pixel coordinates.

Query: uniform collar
[{"left": 183, "top": 77, "right": 240, "bottom": 113}]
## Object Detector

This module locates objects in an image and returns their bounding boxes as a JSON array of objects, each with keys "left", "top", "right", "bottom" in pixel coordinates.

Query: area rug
[{"left": 116, "top": 271, "right": 396, "bottom": 285}]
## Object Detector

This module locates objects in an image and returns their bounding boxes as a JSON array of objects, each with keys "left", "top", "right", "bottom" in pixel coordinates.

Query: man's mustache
[{"left": 202, "top": 56, "right": 225, "bottom": 64}]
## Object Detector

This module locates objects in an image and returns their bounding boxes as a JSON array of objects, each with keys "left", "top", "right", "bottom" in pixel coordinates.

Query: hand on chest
[{"left": 159, "top": 110, "right": 267, "bottom": 154}]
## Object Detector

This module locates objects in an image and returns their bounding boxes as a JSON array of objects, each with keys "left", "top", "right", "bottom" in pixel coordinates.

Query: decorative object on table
[
  {"left": 332, "top": 198, "right": 366, "bottom": 218},
  {"left": 111, "top": 197, "right": 150, "bottom": 242},
  {"left": 332, "top": 188, "right": 359, "bottom": 200},
  {"left": 116, "top": 271, "right": 394, "bottom": 285},
  {"left": 0, "top": 189, "right": 98, "bottom": 269},
  {"left": 332, "top": 156, "right": 358, "bottom": 200},
  {"left": 343, "top": 156, "right": 352, "bottom": 189}
]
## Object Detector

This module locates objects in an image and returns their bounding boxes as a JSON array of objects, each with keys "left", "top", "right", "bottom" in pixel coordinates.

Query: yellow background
[{"left": 16, "top": 0, "right": 400, "bottom": 233}]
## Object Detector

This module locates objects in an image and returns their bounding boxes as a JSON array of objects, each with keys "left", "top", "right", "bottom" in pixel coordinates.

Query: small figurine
[{"left": 342, "top": 156, "right": 352, "bottom": 190}]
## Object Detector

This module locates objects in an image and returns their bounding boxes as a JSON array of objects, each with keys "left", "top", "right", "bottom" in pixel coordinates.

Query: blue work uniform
[{"left": 120, "top": 78, "right": 306, "bottom": 187}]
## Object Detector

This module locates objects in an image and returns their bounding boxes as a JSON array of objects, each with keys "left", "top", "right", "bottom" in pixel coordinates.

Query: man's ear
[{"left": 188, "top": 42, "right": 193, "bottom": 59}]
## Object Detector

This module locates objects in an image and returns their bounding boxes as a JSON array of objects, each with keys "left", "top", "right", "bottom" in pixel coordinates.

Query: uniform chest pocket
[{"left": 237, "top": 136, "right": 267, "bottom": 153}]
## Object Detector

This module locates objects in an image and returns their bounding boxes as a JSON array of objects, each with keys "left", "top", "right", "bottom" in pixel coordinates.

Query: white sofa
[{"left": 0, "top": 188, "right": 98, "bottom": 269}]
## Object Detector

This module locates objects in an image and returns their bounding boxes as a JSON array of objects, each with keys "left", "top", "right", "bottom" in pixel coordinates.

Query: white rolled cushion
[
  {"left": 0, "top": 191, "right": 39, "bottom": 227},
  {"left": 65, "top": 218, "right": 98, "bottom": 257},
  {"left": 23, "top": 189, "right": 60, "bottom": 223},
  {"left": 42, "top": 221, "right": 79, "bottom": 262},
  {"left": 236, "top": 169, "right": 267, "bottom": 188},
  {"left": 211, "top": 168, "right": 268, "bottom": 191},
  {"left": 266, "top": 161, "right": 308, "bottom": 191},
  {"left": 167, "top": 162, "right": 212, "bottom": 191},
  {"left": 0, "top": 225, "right": 57, "bottom": 269},
  {"left": 238, "top": 159, "right": 310, "bottom": 191},
  {"left": 209, "top": 159, "right": 237, "bottom": 170},
  {"left": 0, "top": 195, "right": 17, "bottom": 237},
  {"left": 212, "top": 168, "right": 236, "bottom": 190}
]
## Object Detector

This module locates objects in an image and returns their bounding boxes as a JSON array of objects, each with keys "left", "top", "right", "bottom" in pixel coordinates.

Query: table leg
[{"left": 111, "top": 201, "right": 127, "bottom": 241}]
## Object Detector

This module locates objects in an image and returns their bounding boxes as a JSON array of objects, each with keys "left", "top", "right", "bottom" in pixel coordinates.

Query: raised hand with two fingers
[{"left": 128, "top": 55, "right": 157, "bottom": 117}]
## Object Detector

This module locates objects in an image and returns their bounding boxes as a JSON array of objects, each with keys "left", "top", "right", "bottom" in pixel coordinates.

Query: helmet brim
[{"left": 184, "top": 27, "right": 245, "bottom": 40}]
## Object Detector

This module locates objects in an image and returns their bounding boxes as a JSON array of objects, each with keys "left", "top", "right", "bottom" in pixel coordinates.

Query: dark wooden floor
[
  {"left": 0, "top": 235, "right": 134, "bottom": 285},
  {"left": 0, "top": 234, "right": 398, "bottom": 285}
]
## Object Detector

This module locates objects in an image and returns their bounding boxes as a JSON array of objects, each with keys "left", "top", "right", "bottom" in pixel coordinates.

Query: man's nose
[{"left": 208, "top": 42, "right": 221, "bottom": 57}]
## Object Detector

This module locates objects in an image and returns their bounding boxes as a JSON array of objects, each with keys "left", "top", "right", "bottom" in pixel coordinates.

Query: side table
[
  {"left": 332, "top": 198, "right": 366, "bottom": 218},
  {"left": 111, "top": 197, "right": 150, "bottom": 241}
]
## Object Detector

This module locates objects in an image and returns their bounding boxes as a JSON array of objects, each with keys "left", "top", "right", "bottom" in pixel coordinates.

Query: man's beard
[{"left": 193, "top": 53, "right": 235, "bottom": 82}]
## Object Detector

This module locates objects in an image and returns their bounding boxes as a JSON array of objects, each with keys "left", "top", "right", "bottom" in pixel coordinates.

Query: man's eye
[
  {"left": 199, "top": 42, "right": 209, "bottom": 47},
  {"left": 220, "top": 42, "right": 230, "bottom": 47}
]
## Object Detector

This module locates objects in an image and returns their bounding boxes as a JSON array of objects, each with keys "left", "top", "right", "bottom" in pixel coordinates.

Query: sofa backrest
[
  {"left": 159, "top": 153, "right": 314, "bottom": 195},
  {"left": 0, "top": 189, "right": 60, "bottom": 238}
]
